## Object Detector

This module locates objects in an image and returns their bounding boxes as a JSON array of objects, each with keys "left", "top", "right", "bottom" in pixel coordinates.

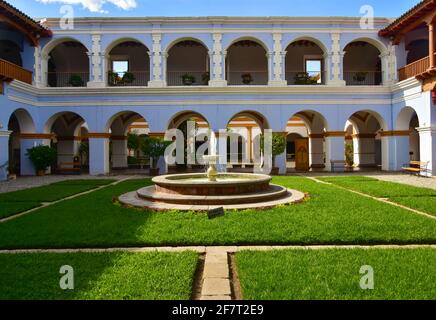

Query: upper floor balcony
[{"left": 0, "top": 58, "right": 32, "bottom": 85}]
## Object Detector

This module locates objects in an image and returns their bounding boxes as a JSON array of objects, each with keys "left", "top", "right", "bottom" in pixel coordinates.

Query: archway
[
  {"left": 345, "top": 111, "right": 385, "bottom": 170},
  {"left": 285, "top": 39, "right": 326, "bottom": 85},
  {"left": 285, "top": 111, "right": 327, "bottom": 171},
  {"left": 343, "top": 41, "right": 382, "bottom": 85},
  {"left": 107, "top": 40, "right": 150, "bottom": 86},
  {"left": 107, "top": 111, "right": 149, "bottom": 171},
  {"left": 45, "top": 112, "right": 88, "bottom": 173},
  {"left": 7, "top": 109, "right": 36, "bottom": 176},
  {"left": 166, "top": 39, "right": 209, "bottom": 86},
  {"left": 226, "top": 39, "right": 268, "bottom": 85},
  {"left": 396, "top": 107, "right": 421, "bottom": 162},
  {"left": 167, "top": 111, "right": 210, "bottom": 172},
  {"left": 226, "top": 111, "right": 269, "bottom": 171},
  {"left": 47, "top": 40, "right": 89, "bottom": 87}
]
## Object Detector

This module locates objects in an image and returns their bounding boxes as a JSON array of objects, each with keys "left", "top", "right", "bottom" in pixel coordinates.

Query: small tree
[
  {"left": 260, "top": 133, "right": 287, "bottom": 168},
  {"left": 140, "top": 137, "right": 172, "bottom": 169},
  {"left": 127, "top": 132, "right": 140, "bottom": 152},
  {"left": 27, "top": 145, "right": 57, "bottom": 174}
]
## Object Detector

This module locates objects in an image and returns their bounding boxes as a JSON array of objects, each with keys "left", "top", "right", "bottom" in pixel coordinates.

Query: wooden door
[{"left": 295, "top": 138, "right": 309, "bottom": 171}]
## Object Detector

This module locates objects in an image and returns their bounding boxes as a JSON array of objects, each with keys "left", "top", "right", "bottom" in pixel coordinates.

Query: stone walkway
[{"left": 0, "top": 174, "right": 135, "bottom": 194}]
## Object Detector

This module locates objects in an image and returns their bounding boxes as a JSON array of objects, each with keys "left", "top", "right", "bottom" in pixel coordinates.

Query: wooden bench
[
  {"left": 330, "top": 160, "right": 346, "bottom": 172},
  {"left": 402, "top": 161, "right": 429, "bottom": 176},
  {"left": 57, "top": 162, "right": 81, "bottom": 175}
]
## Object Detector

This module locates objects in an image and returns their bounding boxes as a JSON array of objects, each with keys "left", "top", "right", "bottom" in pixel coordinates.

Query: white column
[
  {"left": 209, "top": 32, "right": 227, "bottom": 87},
  {"left": 325, "top": 133, "right": 345, "bottom": 171},
  {"left": 87, "top": 33, "right": 105, "bottom": 88},
  {"left": 327, "top": 32, "right": 346, "bottom": 86},
  {"left": 33, "top": 45, "right": 42, "bottom": 87},
  {"left": 40, "top": 52, "right": 49, "bottom": 88},
  {"left": 380, "top": 48, "right": 397, "bottom": 86},
  {"left": 309, "top": 134, "right": 325, "bottom": 168},
  {"left": 89, "top": 135, "right": 110, "bottom": 175},
  {"left": 0, "top": 131, "right": 11, "bottom": 181},
  {"left": 418, "top": 126, "right": 436, "bottom": 176},
  {"left": 111, "top": 137, "right": 128, "bottom": 169},
  {"left": 216, "top": 130, "right": 228, "bottom": 172},
  {"left": 268, "top": 33, "right": 287, "bottom": 87},
  {"left": 148, "top": 33, "right": 166, "bottom": 87}
]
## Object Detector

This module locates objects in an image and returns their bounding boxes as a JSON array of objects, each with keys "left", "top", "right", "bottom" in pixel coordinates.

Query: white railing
[
  {"left": 47, "top": 72, "right": 89, "bottom": 87},
  {"left": 167, "top": 71, "right": 209, "bottom": 86},
  {"left": 343, "top": 71, "right": 382, "bottom": 86}
]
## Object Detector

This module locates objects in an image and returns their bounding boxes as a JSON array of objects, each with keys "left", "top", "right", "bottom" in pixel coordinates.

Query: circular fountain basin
[
  {"left": 118, "top": 172, "right": 306, "bottom": 212},
  {"left": 152, "top": 173, "right": 271, "bottom": 196}
]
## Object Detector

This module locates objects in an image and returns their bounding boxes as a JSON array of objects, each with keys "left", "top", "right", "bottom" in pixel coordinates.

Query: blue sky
[{"left": 9, "top": 0, "right": 421, "bottom": 18}]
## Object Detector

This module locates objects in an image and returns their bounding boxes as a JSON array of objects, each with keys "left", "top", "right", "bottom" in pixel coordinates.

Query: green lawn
[
  {"left": 319, "top": 176, "right": 436, "bottom": 216},
  {"left": 0, "top": 251, "right": 198, "bottom": 300},
  {"left": 0, "top": 177, "right": 435, "bottom": 248},
  {"left": 0, "top": 179, "right": 115, "bottom": 219},
  {"left": 236, "top": 248, "right": 436, "bottom": 300}
]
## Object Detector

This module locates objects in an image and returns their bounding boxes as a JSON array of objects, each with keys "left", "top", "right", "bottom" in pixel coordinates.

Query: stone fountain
[{"left": 118, "top": 155, "right": 305, "bottom": 212}]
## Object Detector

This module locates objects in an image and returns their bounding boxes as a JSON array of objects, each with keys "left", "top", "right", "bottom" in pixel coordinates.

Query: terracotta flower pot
[{"left": 36, "top": 170, "right": 46, "bottom": 176}]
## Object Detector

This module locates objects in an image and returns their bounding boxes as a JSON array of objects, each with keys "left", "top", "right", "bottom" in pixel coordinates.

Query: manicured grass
[
  {"left": 236, "top": 248, "right": 436, "bottom": 300},
  {"left": 0, "top": 177, "right": 435, "bottom": 248},
  {"left": 0, "top": 179, "right": 115, "bottom": 202},
  {"left": 0, "top": 202, "right": 41, "bottom": 219},
  {"left": 0, "top": 179, "right": 115, "bottom": 219},
  {"left": 320, "top": 176, "right": 436, "bottom": 216},
  {"left": 0, "top": 251, "right": 198, "bottom": 300}
]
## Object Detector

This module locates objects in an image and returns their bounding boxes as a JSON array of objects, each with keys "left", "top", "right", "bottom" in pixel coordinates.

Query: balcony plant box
[
  {"left": 181, "top": 74, "right": 196, "bottom": 85},
  {"left": 241, "top": 73, "right": 253, "bottom": 84}
]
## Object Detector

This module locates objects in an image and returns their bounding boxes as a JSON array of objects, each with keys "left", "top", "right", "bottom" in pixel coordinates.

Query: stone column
[
  {"left": 352, "top": 133, "right": 377, "bottom": 167},
  {"left": 325, "top": 131, "right": 346, "bottom": 171},
  {"left": 148, "top": 33, "right": 166, "bottom": 87},
  {"left": 56, "top": 136, "right": 80, "bottom": 165},
  {"left": 209, "top": 32, "right": 227, "bottom": 87},
  {"left": 33, "top": 45, "right": 42, "bottom": 87},
  {"left": 87, "top": 33, "right": 105, "bottom": 88},
  {"left": 88, "top": 133, "right": 110, "bottom": 176},
  {"left": 326, "top": 32, "right": 345, "bottom": 86},
  {"left": 379, "top": 50, "right": 396, "bottom": 86},
  {"left": 39, "top": 52, "right": 50, "bottom": 88},
  {"left": 111, "top": 135, "right": 128, "bottom": 169},
  {"left": 19, "top": 133, "right": 52, "bottom": 175},
  {"left": 418, "top": 126, "right": 436, "bottom": 176},
  {"left": 0, "top": 131, "right": 11, "bottom": 181},
  {"left": 309, "top": 133, "right": 325, "bottom": 168},
  {"left": 216, "top": 130, "right": 228, "bottom": 172},
  {"left": 268, "top": 33, "right": 287, "bottom": 87}
]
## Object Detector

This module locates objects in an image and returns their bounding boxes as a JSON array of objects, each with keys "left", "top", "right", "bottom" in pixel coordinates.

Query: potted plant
[
  {"left": 353, "top": 72, "right": 367, "bottom": 83},
  {"left": 345, "top": 143, "right": 354, "bottom": 166},
  {"left": 26, "top": 145, "right": 57, "bottom": 176},
  {"left": 260, "top": 133, "right": 287, "bottom": 175},
  {"left": 78, "top": 141, "right": 89, "bottom": 167},
  {"left": 122, "top": 72, "right": 136, "bottom": 85},
  {"left": 294, "top": 72, "right": 317, "bottom": 85},
  {"left": 201, "top": 72, "right": 210, "bottom": 85},
  {"left": 140, "top": 137, "right": 172, "bottom": 176},
  {"left": 68, "top": 74, "right": 84, "bottom": 87},
  {"left": 241, "top": 73, "right": 253, "bottom": 85},
  {"left": 108, "top": 71, "right": 121, "bottom": 86},
  {"left": 181, "top": 74, "right": 196, "bottom": 85}
]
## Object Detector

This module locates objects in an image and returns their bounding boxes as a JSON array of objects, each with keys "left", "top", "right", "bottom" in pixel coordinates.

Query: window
[
  {"left": 112, "top": 60, "right": 129, "bottom": 77},
  {"left": 305, "top": 59, "right": 322, "bottom": 84}
]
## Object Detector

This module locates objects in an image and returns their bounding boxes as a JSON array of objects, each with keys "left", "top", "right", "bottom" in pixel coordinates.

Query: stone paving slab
[{"left": 202, "top": 278, "right": 232, "bottom": 296}]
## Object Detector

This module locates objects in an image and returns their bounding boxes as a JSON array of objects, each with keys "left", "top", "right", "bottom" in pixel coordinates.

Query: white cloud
[{"left": 36, "top": 0, "right": 137, "bottom": 13}]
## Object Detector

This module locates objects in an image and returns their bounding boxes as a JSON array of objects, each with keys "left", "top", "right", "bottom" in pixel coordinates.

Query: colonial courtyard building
[{"left": 0, "top": 0, "right": 435, "bottom": 179}]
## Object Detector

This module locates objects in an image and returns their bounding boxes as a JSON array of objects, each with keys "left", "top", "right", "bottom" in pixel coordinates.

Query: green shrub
[{"left": 27, "top": 145, "right": 57, "bottom": 172}]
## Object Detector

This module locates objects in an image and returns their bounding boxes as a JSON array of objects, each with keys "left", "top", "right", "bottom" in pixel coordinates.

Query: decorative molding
[
  {"left": 87, "top": 133, "right": 111, "bottom": 138},
  {"left": 416, "top": 126, "right": 436, "bottom": 134},
  {"left": 325, "top": 131, "right": 346, "bottom": 137},
  {"left": 56, "top": 136, "right": 82, "bottom": 141},
  {"left": 148, "top": 132, "right": 166, "bottom": 138},
  {"left": 19, "top": 133, "right": 54, "bottom": 139},
  {"left": 8, "top": 95, "right": 392, "bottom": 107},
  {"left": 272, "top": 131, "right": 288, "bottom": 137},
  {"left": 380, "top": 130, "right": 410, "bottom": 137},
  {"left": 110, "top": 135, "right": 127, "bottom": 140},
  {"left": 0, "top": 130, "right": 12, "bottom": 137},
  {"left": 309, "top": 133, "right": 325, "bottom": 139},
  {"left": 351, "top": 133, "right": 377, "bottom": 139}
]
